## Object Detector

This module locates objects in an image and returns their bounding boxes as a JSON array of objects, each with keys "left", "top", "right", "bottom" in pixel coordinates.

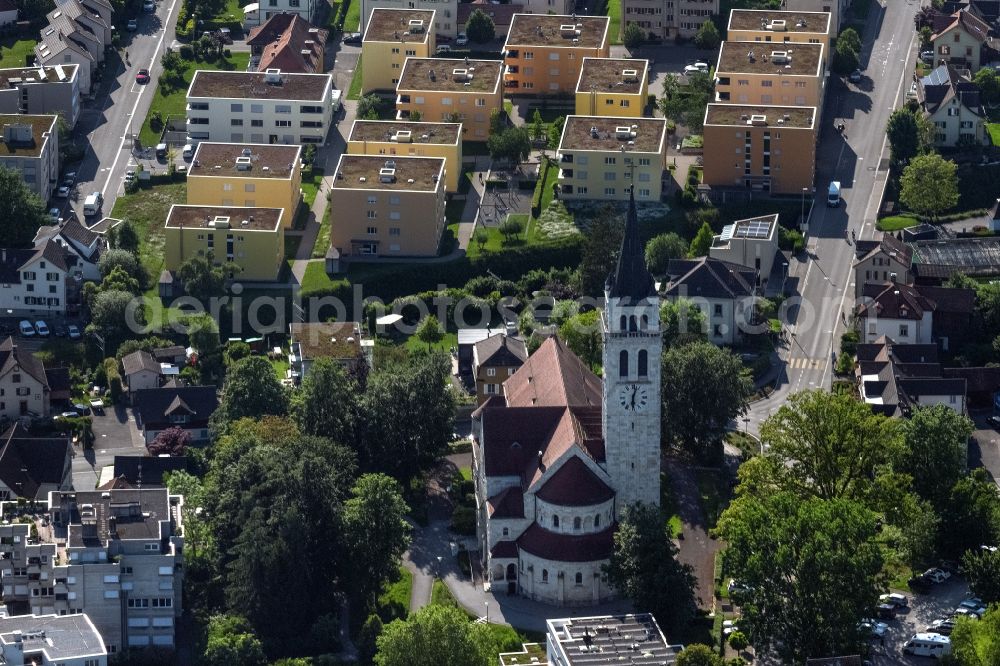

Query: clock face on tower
[{"left": 617, "top": 383, "right": 649, "bottom": 412}]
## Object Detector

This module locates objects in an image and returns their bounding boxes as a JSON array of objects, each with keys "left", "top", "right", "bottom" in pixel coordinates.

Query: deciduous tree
[
  {"left": 949, "top": 606, "right": 1000, "bottom": 666},
  {"left": 89, "top": 289, "right": 144, "bottom": 353},
  {"left": 487, "top": 127, "right": 531, "bottom": 164},
  {"left": 558, "top": 310, "right": 602, "bottom": 372},
  {"left": 375, "top": 605, "right": 501, "bottom": 666},
  {"left": 645, "top": 232, "right": 688, "bottom": 273},
  {"left": 0, "top": 165, "right": 47, "bottom": 248},
  {"left": 938, "top": 469, "right": 1000, "bottom": 558},
  {"left": 886, "top": 108, "right": 923, "bottom": 164},
  {"left": 148, "top": 426, "right": 191, "bottom": 456},
  {"left": 901, "top": 405, "right": 974, "bottom": 511},
  {"left": 415, "top": 314, "right": 445, "bottom": 350},
  {"left": 465, "top": 8, "right": 495, "bottom": 43},
  {"left": 343, "top": 473, "right": 411, "bottom": 608},
  {"left": 99, "top": 248, "right": 141, "bottom": 280},
  {"left": 693, "top": 20, "right": 720, "bottom": 50},
  {"left": 576, "top": 212, "right": 623, "bottom": 297},
  {"left": 688, "top": 221, "right": 714, "bottom": 257},
  {"left": 291, "top": 357, "right": 358, "bottom": 444},
  {"left": 201, "top": 615, "right": 267, "bottom": 666},
  {"left": 961, "top": 546, "right": 1000, "bottom": 604},
  {"left": 660, "top": 298, "right": 707, "bottom": 348},
  {"left": 178, "top": 252, "right": 231, "bottom": 301},
  {"left": 900, "top": 153, "right": 960, "bottom": 220},
  {"left": 623, "top": 21, "right": 645, "bottom": 49},
  {"left": 676, "top": 645, "right": 722, "bottom": 666},
  {"left": 215, "top": 356, "right": 288, "bottom": 424}
]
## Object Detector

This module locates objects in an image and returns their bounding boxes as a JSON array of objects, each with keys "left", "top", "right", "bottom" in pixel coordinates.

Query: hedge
[{"left": 531, "top": 159, "right": 552, "bottom": 217}]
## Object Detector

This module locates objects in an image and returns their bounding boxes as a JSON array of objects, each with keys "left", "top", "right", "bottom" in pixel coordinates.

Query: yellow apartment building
[
  {"left": 727, "top": 9, "right": 832, "bottom": 51},
  {"left": 702, "top": 104, "right": 817, "bottom": 194},
  {"left": 347, "top": 119, "right": 462, "bottom": 192},
  {"left": 164, "top": 205, "right": 286, "bottom": 281},
  {"left": 329, "top": 154, "right": 446, "bottom": 258},
  {"left": 361, "top": 8, "right": 436, "bottom": 93},
  {"left": 714, "top": 41, "right": 826, "bottom": 108},
  {"left": 556, "top": 115, "right": 668, "bottom": 202},
  {"left": 574, "top": 58, "right": 649, "bottom": 117},
  {"left": 395, "top": 58, "right": 503, "bottom": 140},
  {"left": 187, "top": 143, "right": 303, "bottom": 226},
  {"left": 503, "top": 14, "right": 610, "bottom": 94}
]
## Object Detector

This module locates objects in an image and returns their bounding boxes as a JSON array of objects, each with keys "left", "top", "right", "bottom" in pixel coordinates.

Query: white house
[
  {"left": 661, "top": 256, "right": 757, "bottom": 346},
  {"left": 121, "top": 351, "right": 162, "bottom": 397},
  {"left": 0, "top": 241, "right": 71, "bottom": 317},
  {"left": 243, "top": 0, "right": 323, "bottom": 28},
  {"left": 857, "top": 282, "right": 935, "bottom": 344},
  {"left": 185, "top": 69, "right": 334, "bottom": 145},
  {"left": 917, "top": 64, "right": 987, "bottom": 147},
  {"left": 34, "top": 217, "right": 105, "bottom": 282},
  {"left": 0, "top": 337, "right": 53, "bottom": 420}
]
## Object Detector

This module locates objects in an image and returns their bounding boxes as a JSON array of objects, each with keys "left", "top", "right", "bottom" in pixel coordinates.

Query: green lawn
[
  {"left": 312, "top": 207, "right": 331, "bottom": 259},
  {"left": 405, "top": 331, "right": 457, "bottom": 354},
  {"left": 877, "top": 214, "right": 920, "bottom": 231},
  {"left": 459, "top": 466, "right": 472, "bottom": 481},
  {"left": 301, "top": 260, "right": 340, "bottom": 291},
  {"left": 465, "top": 224, "right": 531, "bottom": 258},
  {"left": 0, "top": 38, "right": 38, "bottom": 69},
  {"left": 988, "top": 123, "right": 1000, "bottom": 147},
  {"left": 377, "top": 566, "right": 413, "bottom": 621},
  {"left": 886, "top": 562, "right": 914, "bottom": 592},
  {"left": 605, "top": 0, "right": 622, "bottom": 45},
  {"left": 431, "top": 579, "right": 459, "bottom": 608},
  {"left": 535, "top": 159, "right": 560, "bottom": 218},
  {"left": 210, "top": 0, "right": 242, "bottom": 22},
  {"left": 270, "top": 356, "right": 289, "bottom": 380},
  {"left": 301, "top": 167, "right": 326, "bottom": 208},
  {"left": 347, "top": 55, "right": 363, "bottom": 100},
  {"left": 344, "top": 0, "right": 361, "bottom": 32},
  {"left": 138, "top": 52, "right": 251, "bottom": 147}
]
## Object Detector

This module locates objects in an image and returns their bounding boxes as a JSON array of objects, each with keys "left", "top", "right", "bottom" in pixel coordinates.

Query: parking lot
[{"left": 870, "top": 577, "right": 975, "bottom": 664}]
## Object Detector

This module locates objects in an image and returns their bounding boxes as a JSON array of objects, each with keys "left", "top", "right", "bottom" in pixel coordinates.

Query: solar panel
[{"left": 734, "top": 217, "right": 772, "bottom": 239}]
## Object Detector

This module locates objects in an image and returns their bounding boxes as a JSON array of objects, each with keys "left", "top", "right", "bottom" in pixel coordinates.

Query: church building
[{"left": 472, "top": 190, "right": 662, "bottom": 606}]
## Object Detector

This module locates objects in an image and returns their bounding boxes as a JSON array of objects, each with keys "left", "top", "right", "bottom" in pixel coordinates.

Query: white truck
[
  {"left": 331, "top": 89, "right": 343, "bottom": 113},
  {"left": 827, "top": 181, "right": 841, "bottom": 207},
  {"left": 83, "top": 191, "right": 103, "bottom": 217}
]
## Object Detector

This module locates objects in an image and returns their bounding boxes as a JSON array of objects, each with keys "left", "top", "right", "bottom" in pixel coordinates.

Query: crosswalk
[{"left": 787, "top": 357, "right": 824, "bottom": 370}]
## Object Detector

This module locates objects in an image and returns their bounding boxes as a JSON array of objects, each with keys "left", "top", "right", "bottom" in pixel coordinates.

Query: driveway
[
  {"left": 72, "top": 403, "right": 147, "bottom": 490},
  {"left": 969, "top": 410, "right": 1000, "bottom": 487},
  {"left": 871, "top": 578, "right": 972, "bottom": 665}
]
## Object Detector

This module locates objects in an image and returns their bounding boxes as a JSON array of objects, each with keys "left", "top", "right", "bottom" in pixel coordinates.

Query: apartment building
[
  {"left": 0, "top": 240, "right": 72, "bottom": 319},
  {"left": 0, "top": 65, "right": 81, "bottom": 128},
  {"left": 395, "top": 58, "right": 503, "bottom": 140},
  {"left": 348, "top": 119, "right": 462, "bottom": 191},
  {"left": 546, "top": 615, "right": 681, "bottom": 666},
  {"left": 164, "top": 205, "right": 285, "bottom": 281},
  {"left": 714, "top": 41, "right": 826, "bottom": 108},
  {"left": 0, "top": 613, "right": 107, "bottom": 666},
  {"left": 620, "top": 0, "right": 717, "bottom": 40},
  {"left": 186, "top": 68, "right": 334, "bottom": 145},
  {"left": 0, "top": 488, "right": 185, "bottom": 653},
  {"left": 727, "top": 9, "right": 832, "bottom": 51},
  {"left": 522, "top": 0, "right": 573, "bottom": 13},
  {"left": 188, "top": 142, "right": 303, "bottom": 223},
  {"left": 358, "top": 0, "right": 457, "bottom": 37},
  {"left": 34, "top": 0, "right": 112, "bottom": 95},
  {"left": 0, "top": 115, "right": 59, "bottom": 202},
  {"left": 782, "top": 0, "right": 849, "bottom": 31},
  {"left": 574, "top": 58, "right": 648, "bottom": 117},
  {"left": 329, "top": 154, "right": 446, "bottom": 259},
  {"left": 556, "top": 116, "right": 668, "bottom": 202},
  {"left": 362, "top": 9, "right": 436, "bottom": 93},
  {"left": 702, "top": 104, "right": 817, "bottom": 194},
  {"left": 503, "top": 14, "right": 610, "bottom": 95}
]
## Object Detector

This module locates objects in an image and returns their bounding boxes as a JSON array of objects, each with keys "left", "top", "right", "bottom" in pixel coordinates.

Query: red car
[{"left": 135, "top": 68, "right": 150, "bottom": 84}]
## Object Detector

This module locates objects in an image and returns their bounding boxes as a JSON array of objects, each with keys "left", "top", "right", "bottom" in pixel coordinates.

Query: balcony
[
  {"left": 560, "top": 153, "right": 573, "bottom": 164},
  {"left": 504, "top": 80, "right": 519, "bottom": 89},
  {"left": 505, "top": 49, "right": 519, "bottom": 58},
  {"left": 559, "top": 169, "right": 573, "bottom": 179},
  {"left": 397, "top": 94, "right": 411, "bottom": 105}
]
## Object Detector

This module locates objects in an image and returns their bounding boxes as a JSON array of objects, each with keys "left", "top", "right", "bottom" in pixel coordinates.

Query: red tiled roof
[
  {"left": 517, "top": 522, "right": 616, "bottom": 562},
  {"left": 857, "top": 283, "right": 935, "bottom": 320},
  {"left": 535, "top": 456, "right": 614, "bottom": 506},
  {"left": 248, "top": 13, "right": 328, "bottom": 73},
  {"left": 488, "top": 486, "right": 525, "bottom": 518},
  {"left": 491, "top": 540, "right": 519, "bottom": 558},
  {"left": 503, "top": 337, "right": 602, "bottom": 408}
]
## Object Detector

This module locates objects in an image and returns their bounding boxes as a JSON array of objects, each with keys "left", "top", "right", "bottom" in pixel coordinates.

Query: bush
[
  {"left": 450, "top": 506, "right": 476, "bottom": 535},
  {"left": 834, "top": 352, "right": 855, "bottom": 376},
  {"left": 103, "top": 357, "right": 122, "bottom": 403},
  {"left": 179, "top": 44, "right": 194, "bottom": 59},
  {"left": 840, "top": 328, "right": 859, "bottom": 355}
]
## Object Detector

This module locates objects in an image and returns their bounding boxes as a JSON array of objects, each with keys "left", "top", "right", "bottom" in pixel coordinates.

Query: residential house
[
  {"left": 187, "top": 143, "right": 303, "bottom": 224},
  {"left": 917, "top": 64, "right": 987, "bottom": 147},
  {"left": 855, "top": 335, "right": 966, "bottom": 416},
  {"left": 727, "top": 9, "right": 832, "bottom": 51},
  {"left": 782, "top": 0, "right": 850, "bottom": 31},
  {"left": 503, "top": 15, "right": 611, "bottom": 95},
  {"left": 714, "top": 41, "right": 827, "bottom": 108},
  {"left": 0, "top": 115, "right": 60, "bottom": 202},
  {"left": 702, "top": 104, "right": 817, "bottom": 195},
  {"left": 362, "top": 9, "right": 436, "bottom": 93},
  {"left": 152, "top": 346, "right": 187, "bottom": 365},
  {"left": 34, "top": 0, "right": 112, "bottom": 95},
  {"left": 328, "top": 154, "right": 446, "bottom": 260},
  {"left": 33, "top": 217, "right": 105, "bottom": 282},
  {"left": 242, "top": 0, "right": 323, "bottom": 27},
  {"left": 931, "top": 9, "right": 1000, "bottom": 72},
  {"left": 395, "top": 58, "right": 504, "bottom": 140},
  {"left": 621, "top": 0, "right": 718, "bottom": 40},
  {"left": 163, "top": 205, "right": 286, "bottom": 281},
  {"left": 288, "top": 321, "right": 371, "bottom": 382},
  {"left": 0, "top": 424, "right": 71, "bottom": 501},
  {"left": 857, "top": 282, "right": 975, "bottom": 349},
  {"left": 0, "top": 614, "right": 107, "bottom": 666},
  {"left": 121, "top": 351, "right": 162, "bottom": 397},
  {"left": 545, "top": 615, "right": 681, "bottom": 666},
  {"left": 246, "top": 13, "right": 328, "bottom": 73},
  {"left": 457, "top": 2, "right": 523, "bottom": 38},
  {"left": 472, "top": 334, "right": 527, "bottom": 405},
  {"left": 49, "top": 0, "right": 113, "bottom": 48},
  {"left": 0, "top": 65, "right": 81, "bottom": 128},
  {"left": 0, "top": 0, "right": 17, "bottom": 26},
  {"left": 556, "top": 116, "right": 667, "bottom": 202},
  {"left": 185, "top": 69, "right": 334, "bottom": 145},
  {"left": 661, "top": 257, "right": 756, "bottom": 345},
  {"left": 347, "top": 119, "right": 462, "bottom": 192},
  {"left": 99, "top": 455, "right": 188, "bottom": 490},
  {"left": 0, "top": 241, "right": 73, "bottom": 317},
  {"left": 132, "top": 385, "right": 219, "bottom": 444},
  {"left": 0, "top": 487, "right": 185, "bottom": 651},
  {"left": 358, "top": 0, "right": 458, "bottom": 37},
  {"left": 708, "top": 214, "right": 780, "bottom": 284},
  {"left": 853, "top": 233, "right": 913, "bottom": 298},
  {"left": 574, "top": 58, "right": 649, "bottom": 117},
  {"left": 458, "top": 327, "right": 506, "bottom": 377}
]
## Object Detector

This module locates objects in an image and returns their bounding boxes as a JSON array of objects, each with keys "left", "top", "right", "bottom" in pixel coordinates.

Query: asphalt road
[
  {"left": 871, "top": 578, "right": 973, "bottom": 665},
  {"left": 744, "top": 0, "right": 920, "bottom": 434},
  {"left": 64, "top": 0, "right": 183, "bottom": 222}
]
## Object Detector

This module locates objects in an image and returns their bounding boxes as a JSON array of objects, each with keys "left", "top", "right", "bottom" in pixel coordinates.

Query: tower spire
[{"left": 606, "top": 186, "right": 655, "bottom": 300}]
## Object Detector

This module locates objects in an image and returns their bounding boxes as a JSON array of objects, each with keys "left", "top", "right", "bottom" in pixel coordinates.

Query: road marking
[{"left": 100, "top": 0, "right": 179, "bottom": 199}]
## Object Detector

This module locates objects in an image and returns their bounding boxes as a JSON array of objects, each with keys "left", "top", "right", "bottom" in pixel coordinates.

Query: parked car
[
  {"left": 53, "top": 325, "right": 66, "bottom": 338},
  {"left": 684, "top": 62, "right": 709, "bottom": 75},
  {"left": 135, "top": 68, "right": 150, "bottom": 84},
  {"left": 876, "top": 603, "right": 898, "bottom": 620},
  {"left": 987, "top": 415, "right": 1000, "bottom": 430},
  {"left": 34, "top": 321, "right": 49, "bottom": 336},
  {"left": 952, "top": 607, "right": 981, "bottom": 619},
  {"left": 879, "top": 593, "right": 908, "bottom": 607},
  {"left": 156, "top": 143, "right": 168, "bottom": 158},
  {"left": 859, "top": 620, "right": 888, "bottom": 638},
  {"left": 55, "top": 185, "right": 70, "bottom": 198},
  {"left": 67, "top": 324, "right": 81, "bottom": 340},
  {"left": 455, "top": 32, "right": 468, "bottom": 46},
  {"left": 928, "top": 619, "right": 956, "bottom": 636},
  {"left": 18, "top": 320, "right": 35, "bottom": 337},
  {"left": 436, "top": 44, "right": 452, "bottom": 54},
  {"left": 63, "top": 171, "right": 76, "bottom": 186},
  {"left": 47, "top": 207, "right": 61, "bottom": 222},
  {"left": 127, "top": 18, "right": 137, "bottom": 30},
  {"left": 143, "top": 0, "right": 155, "bottom": 11},
  {"left": 343, "top": 32, "right": 362, "bottom": 45},
  {"left": 849, "top": 69, "right": 862, "bottom": 83},
  {"left": 924, "top": 568, "right": 951, "bottom": 583},
  {"left": 920, "top": 50, "right": 934, "bottom": 62}
]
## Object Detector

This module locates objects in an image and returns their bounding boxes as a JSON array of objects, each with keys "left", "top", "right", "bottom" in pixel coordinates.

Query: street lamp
[
  {"left": 485, "top": 601, "right": 489, "bottom": 623},
  {"left": 800, "top": 187, "right": 808, "bottom": 228},
  {"left": 782, "top": 261, "right": 789, "bottom": 295}
]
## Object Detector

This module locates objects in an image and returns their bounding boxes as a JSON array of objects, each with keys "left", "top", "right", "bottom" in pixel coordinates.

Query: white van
[
  {"left": 331, "top": 89, "right": 343, "bottom": 113},
  {"left": 182, "top": 144, "right": 194, "bottom": 159},
  {"left": 903, "top": 633, "right": 951, "bottom": 658},
  {"left": 83, "top": 191, "right": 102, "bottom": 216}
]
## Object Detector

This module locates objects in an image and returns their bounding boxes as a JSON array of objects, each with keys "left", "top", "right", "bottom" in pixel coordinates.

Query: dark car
[
  {"left": 848, "top": 69, "right": 862, "bottom": 83},
  {"left": 343, "top": 32, "right": 362, "bottom": 45},
  {"left": 135, "top": 68, "right": 150, "bottom": 84},
  {"left": 908, "top": 575, "right": 932, "bottom": 593},
  {"left": 876, "top": 603, "right": 897, "bottom": 620},
  {"left": 987, "top": 415, "right": 1000, "bottom": 430}
]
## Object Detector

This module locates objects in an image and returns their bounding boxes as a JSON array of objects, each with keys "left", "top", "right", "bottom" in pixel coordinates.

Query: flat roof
[
  {"left": 0, "top": 64, "right": 77, "bottom": 88},
  {"left": 546, "top": 614, "right": 681, "bottom": 666},
  {"left": 499, "top": 643, "right": 549, "bottom": 666},
  {"left": 290, "top": 321, "right": 364, "bottom": 360},
  {"left": 364, "top": 8, "right": 435, "bottom": 43},
  {"left": 165, "top": 204, "right": 284, "bottom": 231},
  {"left": 0, "top": 614, "right": 106, "bottom": 661},
  {"left": 728, "top": 9, "right": 831, "bottom": 34},
  {"left": 0, "top": 114, "right": 56, "bottom": 157},
  {"left": 332, "top": 154, "right": 444, "bottom": 191},
  {"left": 189, "top": 142, "right": 302, "bottom": 178},
  {"left": 188, "top": 69, "right": 331, "bottom": 101},
  {"left": 397, "top": 57, "right": 502, "bottom": 93},
  {"left": 720, "top": 214, "right": 778, "bottom": 241},
  {"left": 559, "top": 115, "right": 667, "bottom": 153},
  {"left": 575, "top": 57, "right": 648, "bottom": 95},
  {"left": 717, "top": 41, "right": 824, "bottom": 76},
  {"left": 52, "top": 488, "right": 177, "bottom": 547},
  {"left": 506, "top": 14, "right": 609, "bottom": 49},
  {"left": 349, "top": 119, "right": 461, "bottom": 145},
  {"left": 704, "top": 103, "right": 816, "bottom": 128}
]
